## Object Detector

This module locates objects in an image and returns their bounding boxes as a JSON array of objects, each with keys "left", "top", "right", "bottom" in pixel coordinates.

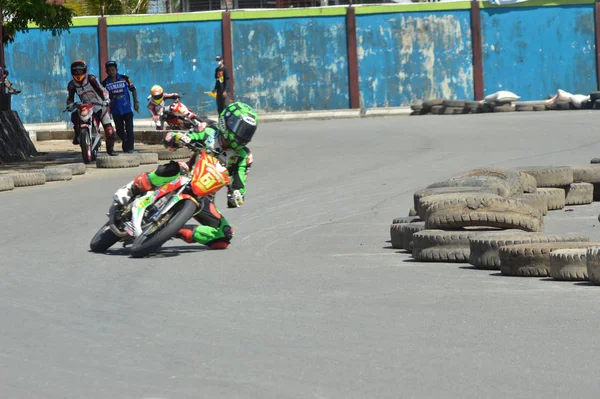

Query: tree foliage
[
  {"left": 65, "top": 0, "right": 149, "bottom": 16},
  {"left": 0, "top": 0, "right": 75, "bottom": 43}
]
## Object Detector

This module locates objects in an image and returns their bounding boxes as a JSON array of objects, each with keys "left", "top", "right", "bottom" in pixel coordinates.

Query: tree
[
  {"left": 0, "top": 0, "right": 75, "bottom": 44},
  {"left": 64, "top": 0, "right": 150, "bottom": 16}
]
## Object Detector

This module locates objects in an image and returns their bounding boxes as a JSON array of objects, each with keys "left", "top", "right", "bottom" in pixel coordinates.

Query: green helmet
[{"left": 218, "top": 102, "right": 258, "bottom": 150}]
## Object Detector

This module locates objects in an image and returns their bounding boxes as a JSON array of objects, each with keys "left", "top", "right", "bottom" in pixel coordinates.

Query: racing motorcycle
[
  {"left": 154, "top": 96, "right": 211, "bottom": 131},
  {"left": 64, "top": 101, "right": 105, "bottom": 164},
  {"left": 89, "top": 139, "right": 238, "bottom": 258}
]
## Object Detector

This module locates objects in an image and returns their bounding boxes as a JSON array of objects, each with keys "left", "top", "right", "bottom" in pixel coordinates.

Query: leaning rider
[{"left": 114, "top": 101, "right": 257, "bottom": 249}]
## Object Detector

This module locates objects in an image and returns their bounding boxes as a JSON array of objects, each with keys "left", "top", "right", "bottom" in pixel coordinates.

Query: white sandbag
[
  {"left": 570, "top": 94, "right": 590, "bottom": 108},
  {"left": 484, "top": 90, "right": 520, "bottom": 104},
  {"left": 556, "top": 89, "right": 573, "bottom": 102}
]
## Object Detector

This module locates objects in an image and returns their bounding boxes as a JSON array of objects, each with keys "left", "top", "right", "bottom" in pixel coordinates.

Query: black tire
[
  {"left": 589, "top": 91, "right": 600, "bottom": 102},
  {"left": 91, "top": 124, "right": 100, "bottom": 161},
  {"left": 90, "top": 222, "right": 120, "bottom": 253},
  {"left": 80, "top": 127, "right": 92, "bottom": 164},
  {"left": 130, "top": 200, "right": 197, "bottom": 258}
]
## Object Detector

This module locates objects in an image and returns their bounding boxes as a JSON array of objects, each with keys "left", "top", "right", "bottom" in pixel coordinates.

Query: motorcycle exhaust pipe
[{"left": 108, "top": 202, "right": 129, "bottom": 238}]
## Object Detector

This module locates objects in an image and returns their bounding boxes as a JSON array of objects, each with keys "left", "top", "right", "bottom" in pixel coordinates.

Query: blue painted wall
[
  {"left": 6, "top": 27, "right": 99, "bottom": 124},
  {"left": 481, "top": 4, "right": 596, "bottom": 101},
  {"left": 356, "top": 10, "right": 474, "bottom": 108},
  {"left": 232, "top": 16, "right": 349, "bottom": 112},
  {"left": 107, "top": 21, "right": 222, "bottom": 119}
]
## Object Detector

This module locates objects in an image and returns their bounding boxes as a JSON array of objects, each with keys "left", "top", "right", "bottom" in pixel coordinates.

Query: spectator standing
[
  {"left": 3, "top": 70, "right": 21, "bottom": 94},
  {"left": 101, "top": 60, "right": 139, "bottom": 153},
  {"left": 213, "top": 55, "right": 230, "bottom": 115}
]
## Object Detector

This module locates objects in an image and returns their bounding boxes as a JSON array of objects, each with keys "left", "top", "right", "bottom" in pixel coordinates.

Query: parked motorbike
[
  {"left": 64, "top": 101, "right": 105, "bottom": 164},
  {"left": 90, "top": 139, "right": 236, "bottom": 258},
  {"left": 154, "top": 96, "right": 212, "bottom": 131}
]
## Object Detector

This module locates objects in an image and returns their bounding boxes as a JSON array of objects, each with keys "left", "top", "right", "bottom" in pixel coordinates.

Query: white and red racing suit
[
  {"left": 147, "top": 93, "right": 181, "bottom": 125},
  {"left": 67, "top": 74, "right": 116, "bottom": 150}
]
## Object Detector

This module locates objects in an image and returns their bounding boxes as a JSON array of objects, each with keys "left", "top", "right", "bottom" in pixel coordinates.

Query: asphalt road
[{"left": 2, "top": 112, "right": 600, "bottom": 399}]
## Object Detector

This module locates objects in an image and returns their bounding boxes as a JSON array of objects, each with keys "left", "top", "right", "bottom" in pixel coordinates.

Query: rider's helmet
[
  {"left": 70, "top": 60, "right": 87, "bottom": 84},
  {"left": 150, "top": 85, "right": 164, "bottom": 105},
  {"left": 218, "top": 102, "right": 258, "bottom": 151}
]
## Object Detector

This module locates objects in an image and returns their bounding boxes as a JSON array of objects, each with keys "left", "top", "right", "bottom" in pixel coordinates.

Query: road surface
[{"left": 2, "top": 112, "right": 600, "bottom": 398}]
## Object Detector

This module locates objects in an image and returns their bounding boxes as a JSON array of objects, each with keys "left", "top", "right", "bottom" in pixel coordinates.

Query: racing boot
[
  {"left": 176, "top": 220, "right": 233, "bottom": 249},
  {"left": 106, "top": 145, "right": 118, "bottom": 156}
]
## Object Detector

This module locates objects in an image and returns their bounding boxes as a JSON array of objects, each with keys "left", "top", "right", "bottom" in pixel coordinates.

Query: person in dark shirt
[
  {"left": 101, "top": 60, "right": 139, "bottom": 153},
  {"left": 212, "top": 55, "right": 230, "bottom": 115}
]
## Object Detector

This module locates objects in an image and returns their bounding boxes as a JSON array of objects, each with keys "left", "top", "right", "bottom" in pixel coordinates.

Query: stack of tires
[{"left": 390, "top": 164, "right": 600, "bottom": 285}]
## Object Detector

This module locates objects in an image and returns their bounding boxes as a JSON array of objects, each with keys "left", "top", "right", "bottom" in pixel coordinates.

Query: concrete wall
[
  {"left": 481, "top": 3, "right": 596, "bottom": 101},
  {"left": 107, "top": 19, "right": 222, "bottom": 118},
  {"left": 232, "top": 12, "right": 349, "bottom": 112},
  {"left": 7, "top": 1, "right": 600, "bottom": 124},
  {"left": 6, "top": 24, "right": 99, "bottom": 124},
  {"left": 356, "top": 9, "right": 474, "bottom": 108}
]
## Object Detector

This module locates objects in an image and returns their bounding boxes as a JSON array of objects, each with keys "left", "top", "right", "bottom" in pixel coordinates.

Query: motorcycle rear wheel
[
  {"left": 80, "top": 127, "right": 92, "bottom": 164},
  {"left": 129, "top": 200, "right": 197, "bottom": 258},
  {"left": 90, "top": 222, "right": 120, "bottom": 253}
]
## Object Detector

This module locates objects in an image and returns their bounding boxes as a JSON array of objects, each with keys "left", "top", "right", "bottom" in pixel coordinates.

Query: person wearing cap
[
  {"left": 101, "top": 60, "right": 139, "bottom": 153},
  {"left": 212, "top": 55, "right": 230, "bottom": 115}
]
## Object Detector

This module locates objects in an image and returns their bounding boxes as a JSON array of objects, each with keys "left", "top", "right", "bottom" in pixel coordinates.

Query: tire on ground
[
  {"left": 400, "top": 222, "right": 425, "bottom": 252},
  {"left": 571, "top": 164, "right": 600, "bottom": 183},
  {"left": 157, "top": 149, "right": 191, "bottom": 160},
  {"left": 96, "top": 155, "right": 141, "bottom": 168},
  {"left": 46, "top": 163, "right": 86, "bottom": 176},
  {"left": 430, "top": 105, "right": 444, "bottom": 115},
  {"left": 427, "top": 168, "right": 522, "bottom": 197},
  {"left": 586, "top": 246, "right": 600, "bottom": 285},
  {"left": 414, "top": 186, "right": 503, "bottom": 219},
  {"left": 468, "top": 231, "right": 588, "bottom": 270},
  {"left": 499, "top": 241, "right": 600, "bottom": 277},
  {"left": 536, "top": 188, "right": 566, "bottom": 210},
  {"left": 412, "top": 228, "right": 500, "bottom": 263},
  {"left": 11, "top": 172, "right": 46, "bottom": 187},
  {"left": 29, "top": 168, "right": 72, "bottom": 182},
  {"left": 514, "top": 171, "right": 537, "bottom": 193},
  {"left": 424, "top": 193, "right": 543, "bottom": 232},
  {"left": 136, "top": 152, "right": 159, "bottom": 165},
  {"left": 493, "top": 104, "right": 515, "bottom": 112},
  {"left": 423, "top": 98, "right": 444, "bottom": 110},
  {"left": 514, "top": 166, "right": 573, "bottom": 187},
  {"left": 512, "top": 193, "right": 548, "bottom": 215},
  {"left": 564, "top": 182, "right": 593, "bottom": 205},
  {"left": 550, "top": 249, "right": 588, "bottom": 281},
  {"left": 390, "top": 217, "right": 421, "bottom": 248},
  {"left": 515, "top": 103, "right": 534, "bottom": 112},
  {"left": 0, "top": 175, "right": 15, "bottom": 192},
  {"left": 533, "top": 104, "right": 547, "bottom": 111},
  {"left": 408, "top": 207, "right": 418, "bottom": 217}
]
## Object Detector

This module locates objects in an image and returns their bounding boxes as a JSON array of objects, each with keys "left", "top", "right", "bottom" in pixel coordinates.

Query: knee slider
[{"left": 223, "top": 225, "right": 234, "bottom": 243}]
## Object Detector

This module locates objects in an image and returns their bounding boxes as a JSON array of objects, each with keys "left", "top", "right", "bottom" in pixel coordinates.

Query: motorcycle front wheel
[
  {"left": 80, "top": 127, "right": 92, "bottom": 164},
  {"left": 91, "top": 123, "right": 100, "bottom": 161},
  {"left": 90, "top": 222, "right": 120, "bottom": 253},
  {"left": 129, "top": 199, "right": 197, "bottom": 258}
]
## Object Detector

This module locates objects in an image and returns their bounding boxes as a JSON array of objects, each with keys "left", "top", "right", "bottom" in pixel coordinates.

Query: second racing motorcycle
[{"left": 154, "top": 96, "right": 212, "bottom": 131}]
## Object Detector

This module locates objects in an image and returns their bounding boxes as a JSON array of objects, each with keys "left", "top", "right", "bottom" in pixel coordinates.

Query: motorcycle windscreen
[{"left": 191, "top": 151, "right": 232, "bottom": 197}]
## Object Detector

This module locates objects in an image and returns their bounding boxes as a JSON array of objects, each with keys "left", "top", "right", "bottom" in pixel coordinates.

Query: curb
[{"left": 24, "top": 107, "right": 412, "bottom": 141}]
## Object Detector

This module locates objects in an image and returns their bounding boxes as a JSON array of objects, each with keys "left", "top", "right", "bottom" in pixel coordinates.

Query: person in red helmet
[{"left": 66, "top": 60, "right": 117, "bottom": 156}]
